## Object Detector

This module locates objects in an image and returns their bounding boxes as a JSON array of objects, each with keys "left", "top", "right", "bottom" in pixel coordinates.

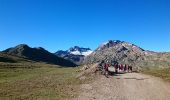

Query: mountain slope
[
  {"left": 2, "top": 44, "right": 76, "bottom": 67},
  {"left": 84, "top": 40, "right": 170, "bottom": 69},
  {"left": 55, "top": 46, "right": 93, "bottom": 65},
  {"left": 0, "top": 52, "right": 33, "bottom": 63}
]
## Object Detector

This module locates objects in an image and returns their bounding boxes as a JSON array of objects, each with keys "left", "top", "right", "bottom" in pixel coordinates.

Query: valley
[
  {"left": 0, "top": 62, "right": 81, "bottom": 100},
  {"left": 1, "top": 40, "right": 170, "bottom": 100}
]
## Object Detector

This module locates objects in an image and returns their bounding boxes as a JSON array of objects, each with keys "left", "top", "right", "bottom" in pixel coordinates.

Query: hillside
[
  {"left": 0, "top": 52, "right": 33, "bottom": 63},
  {"left": 2, "top": 44, "right": 76, "bottom": 67},
  {"left": 84, "top": 40, "right": 170, "bottom": 69}
]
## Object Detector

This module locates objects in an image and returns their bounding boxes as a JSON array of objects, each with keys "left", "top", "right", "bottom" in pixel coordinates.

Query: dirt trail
[{"left": 75, "top": 73, "right": 170, "bottom": 100}]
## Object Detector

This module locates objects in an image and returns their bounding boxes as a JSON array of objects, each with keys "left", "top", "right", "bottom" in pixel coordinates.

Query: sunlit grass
[
  {"left": 142, "top": 68, "right": 170, "bottom": 82},
  {"left": 0, "top": 62, "right": 81, "bottom": 100}
]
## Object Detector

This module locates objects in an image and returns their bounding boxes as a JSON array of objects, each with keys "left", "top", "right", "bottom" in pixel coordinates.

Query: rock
[{"left": 83, "top": 40, "right": 170, "bottom": 69}]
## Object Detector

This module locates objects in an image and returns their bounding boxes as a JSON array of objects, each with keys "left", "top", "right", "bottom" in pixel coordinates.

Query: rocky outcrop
[{"left": 84, "top": 40, "right": 170, "bottom": 69}]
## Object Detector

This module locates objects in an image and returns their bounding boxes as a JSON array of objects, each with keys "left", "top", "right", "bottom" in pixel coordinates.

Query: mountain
[
  {"left": 84, "top": 40, "right": 170, "bottom": 69},
  {"left": 0, "top": 52, "right": 34, "bottom": 63},
  {"left": 55, "top": 46, "right": 93, "bottom": 65},
  {"left": 69, "top": 46, "right": 93, "bottom": 56},
  {"left": 2, "top": 44, "right": 76, "bottom": 67}
]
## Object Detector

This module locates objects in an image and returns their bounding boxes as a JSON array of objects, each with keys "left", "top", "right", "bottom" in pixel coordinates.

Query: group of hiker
[
  {"left": 114, "top": 63, "right": 133, "bottom": 73},
  {"left": 98, "top": 60, "right": 133, "bottom": 77}
]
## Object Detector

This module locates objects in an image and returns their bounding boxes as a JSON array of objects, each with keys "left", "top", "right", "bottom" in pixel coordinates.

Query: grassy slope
[
  {"left": 0, "top": 62, "right": 83, "bottom": 100},
  {"left": 142, "top": 68, "right": 170, "bottom": 82}
]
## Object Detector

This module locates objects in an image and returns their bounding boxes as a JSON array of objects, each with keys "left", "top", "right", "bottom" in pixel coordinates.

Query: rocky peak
[
  {"left": 55, "top": 46, "right": 93, "bottom": 65},
  {"left": 96, "top": 40, "right": 144, "bottom": 53},
  {"left": 84, "top": 40, "right": 147, "bottom": 66},
  {"left": 15, "top": 44, "right": 30, "bottom": 49}
]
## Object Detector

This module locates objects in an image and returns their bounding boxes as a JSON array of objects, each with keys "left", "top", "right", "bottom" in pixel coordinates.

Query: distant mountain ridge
[
  {"left": 1, "top": 40, "right": 170, "bottom": 69},
  {"left": 55, "top": 46, "right": 93, "bottom": 65},
  {"left": 2, "top": 44, "right": 76, "bottom": 67}
]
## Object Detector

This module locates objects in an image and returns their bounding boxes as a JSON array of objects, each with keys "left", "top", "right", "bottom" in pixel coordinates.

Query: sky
[{"left": 0, "top": 0, "right": 170, "bottom": 52}]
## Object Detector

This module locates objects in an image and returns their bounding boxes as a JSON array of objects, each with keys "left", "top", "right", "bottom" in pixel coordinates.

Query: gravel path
[{"left": 75, "top": 73, "right": 170, "bottom": 100}]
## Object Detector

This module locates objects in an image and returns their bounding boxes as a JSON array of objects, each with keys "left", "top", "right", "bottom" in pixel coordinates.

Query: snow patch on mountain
[
  {"left": 82, "top": 50, "right": 93, "bottom": 56},
  {"left": 55, "top": 46, "right": 93, "bottom": 57},
  {"left": 70, "top": 51, "right": 81, "bottom": 55},
  {"left": 70, "top": 49, "right": 93, "bottom": 56}
]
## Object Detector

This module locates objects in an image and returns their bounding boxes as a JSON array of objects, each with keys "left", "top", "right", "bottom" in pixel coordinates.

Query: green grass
[
  {"left": 142, "top": 68, "right": 170, "bottom": 82},
  {"left": 0, "top": 62, "right": 83, "bottom": 100}
]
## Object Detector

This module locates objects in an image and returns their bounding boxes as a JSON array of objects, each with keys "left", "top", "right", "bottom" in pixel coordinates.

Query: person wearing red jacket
[
  {"left": 104, "top": 61, "right": 110, "bottom": 78},
  {"left": 124, "top": 64, "right": 127, "bottom": 72},
  {"left": 114, "top": 64, "right": 118, "bottom": 74}
]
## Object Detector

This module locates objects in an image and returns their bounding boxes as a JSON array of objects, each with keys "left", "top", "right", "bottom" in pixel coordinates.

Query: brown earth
[{"left": 75, "top": 73, "right": 170, "bottom": 100}]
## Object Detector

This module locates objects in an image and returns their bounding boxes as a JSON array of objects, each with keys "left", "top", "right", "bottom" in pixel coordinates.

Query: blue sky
[{"left": 0, "top": 0, "right": 170, "bottom": 52}]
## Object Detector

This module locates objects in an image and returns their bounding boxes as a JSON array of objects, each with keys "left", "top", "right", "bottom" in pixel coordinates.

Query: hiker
[
  {"left": 127, "top": 65, "right": 130, "bottom": 72},
  {"left": 128, "top": 65, "right": 132, "bottom": 73},
  {"left": 127, "top": 64, "right": 130, "bottom": 73},
  {"left": 104, "top": 61, "right": 110, "bottom": 78},
  {"left": 124, "top": 64, "right": 127, "bottom": 72},
  {"left": 130, "top": 66, "right": 133, "bottom": 72},
  {"left": 120, "top": 64, "right": 123, "bottom": 72},
  {"left": 118, "top": 64, "right": 121, "bottom": 72},
  {"left": 114, "top": 63, "right": 118, "bottom": 74}
]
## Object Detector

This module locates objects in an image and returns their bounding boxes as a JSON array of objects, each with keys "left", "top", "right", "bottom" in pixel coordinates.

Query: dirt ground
[{"left": 74, "top": 73, "right": 170, "bottom": 100}]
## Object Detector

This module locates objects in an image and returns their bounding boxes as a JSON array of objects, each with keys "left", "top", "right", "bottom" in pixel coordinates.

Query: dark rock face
[
  {"left": 2, "top": 44, "right": 77, "bottom": 67},
  {"left": 84, "top": 40, "right": 170, "bottom": 69},
  {"left": 69, "top": 46, "right": 91, "bottom": 53},
  {"left": 55, "top": 50, "right": 84, "bottom": 65},
  {"left": 55, "top": 50, "right": 70, "bottom": 57}
]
